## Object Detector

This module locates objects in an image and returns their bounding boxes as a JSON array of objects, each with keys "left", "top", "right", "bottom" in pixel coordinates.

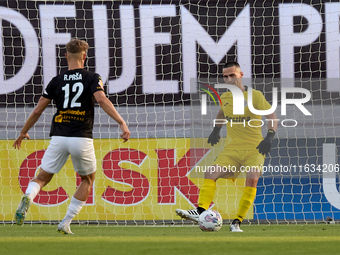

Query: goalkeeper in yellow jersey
[{"left": 176, "top": 62, "right": 278, "bottom": 232}]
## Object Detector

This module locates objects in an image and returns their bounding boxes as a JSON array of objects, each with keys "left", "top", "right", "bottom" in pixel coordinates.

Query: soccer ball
[{"left": 198, "top": 209, "right": 223, "bottom": 232}]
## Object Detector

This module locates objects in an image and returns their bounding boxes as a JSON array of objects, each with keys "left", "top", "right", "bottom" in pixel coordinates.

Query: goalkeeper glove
[
  {"left": 207, "top": 126, "right": 222, "bottom": 146},
  {"left": 256, "top": 129, "right": 275, "bottom": 155}
]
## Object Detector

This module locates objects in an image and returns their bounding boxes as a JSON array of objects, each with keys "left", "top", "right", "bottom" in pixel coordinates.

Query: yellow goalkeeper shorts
[{"left": 212, "top": 149, "right": 265, "bottom": 178}]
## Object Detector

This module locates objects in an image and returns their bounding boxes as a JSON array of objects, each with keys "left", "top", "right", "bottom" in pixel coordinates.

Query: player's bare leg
[
  {"left": 31, "top": 168, "right": 55, "bottom": 187},
  {"left": 230, "top": 167, "right": 261, "bottom": 232},
  {"left": 15, "top": 168, "right": 53, "bottom": 225},
  {"left": 57, "top": 172, "right": 95, "bottom": 235},
  {"left": 73, "top": 172, "right": 96, "bottom": 201}
]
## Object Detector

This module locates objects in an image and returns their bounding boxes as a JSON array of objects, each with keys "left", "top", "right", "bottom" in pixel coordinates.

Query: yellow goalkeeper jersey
[{"left": 220, "top": 86, "right": 272, "bottom": 150}]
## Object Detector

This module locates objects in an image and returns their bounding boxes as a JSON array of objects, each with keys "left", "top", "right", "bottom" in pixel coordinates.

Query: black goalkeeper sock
[
  {"left": 232, "top": 219, "right": 242, "bottom": 226},
  {"left": 196, "top": 207, "right": 206, "bottom": 215}
]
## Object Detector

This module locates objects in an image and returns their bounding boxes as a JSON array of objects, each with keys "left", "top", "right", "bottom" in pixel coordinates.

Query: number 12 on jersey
[{"left": 61, "top": 82, "right": 84, "bottom": 108}]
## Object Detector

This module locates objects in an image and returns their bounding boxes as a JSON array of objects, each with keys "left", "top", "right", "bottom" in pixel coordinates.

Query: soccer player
[
  {"left": 13, "top": 38, "right": 130, "bottom": 234},
  {"left": 176, "top": 62, "right": 278, "bottom": 232}
]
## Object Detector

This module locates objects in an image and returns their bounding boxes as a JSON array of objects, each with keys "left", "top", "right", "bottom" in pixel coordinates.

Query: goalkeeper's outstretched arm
[
  {"left": 207, "top": 109, "right": 225, "bottom": 146},
  {"left": 256, "top": 112, "right": 278, "bottom": 155}
]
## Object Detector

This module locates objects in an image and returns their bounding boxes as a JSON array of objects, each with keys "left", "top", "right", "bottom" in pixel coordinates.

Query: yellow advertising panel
[{"left": 0, "top": 138, "right": 252, "bottom": 222}]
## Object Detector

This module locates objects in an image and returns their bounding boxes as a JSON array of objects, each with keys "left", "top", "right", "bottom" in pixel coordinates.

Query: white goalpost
[{"left": 0, "top": 0, "right": 340, "bottom": 225}]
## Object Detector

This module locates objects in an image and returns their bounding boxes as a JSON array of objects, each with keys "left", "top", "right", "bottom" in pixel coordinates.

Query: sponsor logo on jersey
[
  {"left": 98, "top": 77, "right": 104, "bottom": 90},
  {"left": 55, "top": 115, "right": 63, "bottom": 123},
  {"left": 225, "top": 116, "right": 250, "bottom": 122},
  {"left": 59, "top": 109, "right": 86, "bottom": 116}
]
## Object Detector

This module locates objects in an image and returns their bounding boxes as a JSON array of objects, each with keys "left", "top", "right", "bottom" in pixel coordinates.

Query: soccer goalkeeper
[{"left": 176, "top": 62, "right": 278, "bottom": 232}]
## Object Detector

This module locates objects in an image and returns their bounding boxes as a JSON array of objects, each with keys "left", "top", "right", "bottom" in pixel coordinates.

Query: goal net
[{"left": 1, "top": 0, "right": 339, "bottom": 225}]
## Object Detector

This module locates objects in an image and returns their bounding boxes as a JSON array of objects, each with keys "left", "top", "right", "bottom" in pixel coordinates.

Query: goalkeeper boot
[
  {"left": 57, "top": 219, "right": 74, "bottom": 235},
  {"left": 15, "top": 194, "right": 31, "bottom": 225},
  {"left": 230, "top": 219, "right": 243, "bottom": 232},
  {"left": 175, "top": 208, "right": 200, "bottom": 223}
]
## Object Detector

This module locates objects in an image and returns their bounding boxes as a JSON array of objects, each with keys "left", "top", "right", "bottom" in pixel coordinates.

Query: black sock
[
  {"left": 232, "top": 219, "right": 242, "bottom": 225},
  {"left": 196, "top": 207, "right": 206, "bottom": 215}
]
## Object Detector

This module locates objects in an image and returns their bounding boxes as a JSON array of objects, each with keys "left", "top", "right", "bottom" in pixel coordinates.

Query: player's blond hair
[{"left": 66, "top": 38, "right": 89, "bottom": 54}]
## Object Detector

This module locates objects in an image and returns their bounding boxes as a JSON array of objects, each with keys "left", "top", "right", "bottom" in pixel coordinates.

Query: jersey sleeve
[
  {"left": 255, "top": 90, "right": 272, "bottom": 111},
  {"left": 42, "top": 77, "right": 56, "bottom": 99},
  {"left": 90, "top": 73, "right": 105, "bottom": 94}
]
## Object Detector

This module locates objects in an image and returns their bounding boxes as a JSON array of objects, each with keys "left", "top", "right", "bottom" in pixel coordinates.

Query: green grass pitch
[{"left": 1, "top": 224, "right": 339, "bottom": 255}]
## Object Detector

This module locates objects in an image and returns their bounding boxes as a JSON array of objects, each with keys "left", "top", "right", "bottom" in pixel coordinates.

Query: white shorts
[{"left": 41, "top": 136, "right": 96, "bottom": 176}]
